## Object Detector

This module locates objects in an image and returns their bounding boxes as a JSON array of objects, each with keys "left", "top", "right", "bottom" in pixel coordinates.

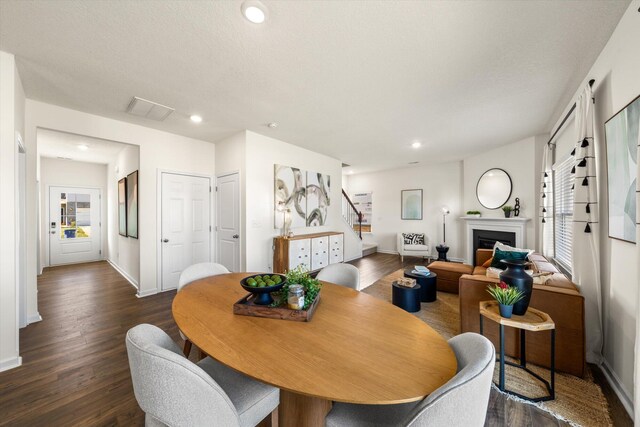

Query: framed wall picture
[
  {"left": 401, "top": 189, "right": 423, "bottom": 220},
  {"left": 604, "top": 94, "right": 639, "bottom": 243},
  {"left": 306, "top": 171, "right": 330, "bottom": 226},
  {"left": 274, "top": 164, "right": 307, "bottom": 229},
  {"left": 126, "top": 170, "right": 139, "bottom": 239},
  {"left": 118, "top": 178, "right": 127, "bottom": 237}
]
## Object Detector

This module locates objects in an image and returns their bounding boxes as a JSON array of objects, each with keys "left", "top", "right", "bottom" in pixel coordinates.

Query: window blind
[{"left": 553, "top": 156, "right": 574, "bottom": 272}]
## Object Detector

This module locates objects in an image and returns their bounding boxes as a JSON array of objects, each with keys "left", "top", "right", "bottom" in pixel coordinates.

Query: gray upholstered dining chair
[
  {"left": 126, "top": 324, "right": 279, "bottom": 427},
  {"left": 178, "top": 262, "right": 230, "bottom": 357},
  {"left": 316, "top": 264, "right": 360, "bottom": 290},
  {"left": 325, "top": 332, "right": 495, "bottom": 427}
]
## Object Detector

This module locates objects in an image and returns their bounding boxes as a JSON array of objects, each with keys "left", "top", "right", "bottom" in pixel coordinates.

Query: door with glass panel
[{"left": 49, "top": 187, "right": 102, "bottom": 266}]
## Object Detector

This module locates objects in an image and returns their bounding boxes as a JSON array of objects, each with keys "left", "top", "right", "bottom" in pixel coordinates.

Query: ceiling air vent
[{"left": 126, "top": 97, "right": 175, "bottom": 121}]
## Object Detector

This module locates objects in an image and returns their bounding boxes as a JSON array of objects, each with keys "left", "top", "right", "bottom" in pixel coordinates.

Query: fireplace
[
  {"left": 472, "top": 229, "right": 516, "bottom": 265},
  {"left": 461, "top": 217, "right": 530, "bottom": 265}
]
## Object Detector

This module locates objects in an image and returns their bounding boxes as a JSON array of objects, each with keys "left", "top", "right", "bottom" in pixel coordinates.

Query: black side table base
[{"left": 480, "top": 315, "right": 555, "bottom": 403}]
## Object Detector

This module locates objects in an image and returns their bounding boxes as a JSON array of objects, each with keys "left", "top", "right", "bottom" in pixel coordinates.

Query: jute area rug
[{"left": 362, "top": 269, "right": 612, "bottom": 427}]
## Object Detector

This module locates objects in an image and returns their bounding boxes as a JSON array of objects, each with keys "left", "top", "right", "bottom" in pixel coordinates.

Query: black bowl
[{"left": 240, "top": 273, "right": 287, "bottom": 305}]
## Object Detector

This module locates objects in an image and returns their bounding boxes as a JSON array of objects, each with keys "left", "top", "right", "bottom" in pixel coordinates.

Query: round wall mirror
[{"left": 476, "top": 168, "right": 512, "bottom": 209}]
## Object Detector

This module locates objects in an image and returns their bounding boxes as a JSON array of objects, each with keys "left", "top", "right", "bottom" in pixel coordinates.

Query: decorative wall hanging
[
  {"left": 513, "top": 198, "right": 521, "bottom": 217},
  {"left": 118, "top": 178, "right": 127, "bottom": 237},
  {"left": 306, "top": 171, "right": 331, "bottom": 226},
  {"left": 126, "top": 170, "right": 139, "bottom": 239},
  {"left": 604, "top": 94, "right": 639, "bottom": 243},
  {"left": 401, "top": 189, "right": 423, "bottom": 220},
  {"left": 274, "top": 165, "right": 307, "bottom": 229}
]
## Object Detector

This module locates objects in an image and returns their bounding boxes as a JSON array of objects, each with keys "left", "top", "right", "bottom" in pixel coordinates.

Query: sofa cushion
[
  {"left": 530, "top": 259, "right": 560, "bottom": 274},
  {"left": 481, "top": 257, "right": 493, "bottom": 268},
  {"left": 404, "top": 244, "right": 429, "bottom": 251},
  {"left": 472, "top": 266, "right": 487, "bottom": 275},
  {"left": 490, "top": 248, "right": 529, "bottom": 269},
  {"left": 402, "top": 233, "right": 425, "bottom": 245}
]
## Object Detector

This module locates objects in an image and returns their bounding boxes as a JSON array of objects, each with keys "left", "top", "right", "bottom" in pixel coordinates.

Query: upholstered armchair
[{"left": 397, "top": 233, "right": 431, "bottom": 262}]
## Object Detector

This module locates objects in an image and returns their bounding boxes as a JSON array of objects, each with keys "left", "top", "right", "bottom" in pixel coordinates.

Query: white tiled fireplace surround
[{"left": 460, "top": 217, "right": 531, "bottom": 265}]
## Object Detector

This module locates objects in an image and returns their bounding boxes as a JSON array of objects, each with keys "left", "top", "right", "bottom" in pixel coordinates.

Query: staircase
[{"left": 342, "top": 189, "right": 378, "bottom": 257}]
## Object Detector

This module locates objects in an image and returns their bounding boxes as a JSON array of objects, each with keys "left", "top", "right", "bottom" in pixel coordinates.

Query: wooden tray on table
[{"left": 233, "top": 292, "right": 321, "bottom": 322}]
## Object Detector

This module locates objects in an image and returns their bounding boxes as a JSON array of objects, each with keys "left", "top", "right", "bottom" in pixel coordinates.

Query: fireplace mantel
[{"left": 460, "top": 216, "right": 531, "bottom": 264}]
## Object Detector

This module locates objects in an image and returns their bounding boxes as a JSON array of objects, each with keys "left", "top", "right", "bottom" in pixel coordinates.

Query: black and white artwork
[
  {"left": 274, "top": 164, "right": 307, "bottom": 229},
  {"left": 306, "top": 171, "right": 331, "bottom": 226}
]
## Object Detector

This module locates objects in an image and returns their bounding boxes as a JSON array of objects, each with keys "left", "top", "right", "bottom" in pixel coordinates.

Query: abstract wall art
[
  {"left": 126, "top": 170, "right": 139, "bottom": 239},
  {"left": 401, "top": 189, "right": 423, "bottom": 220},
  {"left": 306, "top": 171, "right": 331, "bottom": 226},
  {"left": 118, "top": 178, "right": 127, "bottom": 237},
  {"left": 604, "top": 94, "right": 639, "bottom": 243},
  {"left": 274, "top": 164, "right": 307, "bottom": 229}
]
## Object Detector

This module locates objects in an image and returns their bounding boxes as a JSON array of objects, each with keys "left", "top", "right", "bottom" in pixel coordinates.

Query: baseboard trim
[
  {"left": 136, "top": 288, "right": 158, "bottom": 298},
  {"left": 600, "top": 359, "right": 634, "bottom": 419},
  {"left": 107, "top": 260, "right": 139, "bottom": 290},
  {"left": 376, "top": 249, "right": 398, "bottom": 255},
  {"left": 27, "top": 313, "right": 42, "bottom": 325},
  {"left": 0, "top": 356, "right": 22, "bottom": 373},
  {"left": 344, "top": 254, "right": 362, "bottom": 263}
]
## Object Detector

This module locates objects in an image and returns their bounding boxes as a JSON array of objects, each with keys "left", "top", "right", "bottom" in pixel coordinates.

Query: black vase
[{"left": 499, "top": 259, "right": 533, "bottom": 315}]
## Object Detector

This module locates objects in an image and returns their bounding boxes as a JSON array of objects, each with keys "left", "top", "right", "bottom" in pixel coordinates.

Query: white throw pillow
[{"left": 492, "top": 241, "right": 535, "bottom": 258}]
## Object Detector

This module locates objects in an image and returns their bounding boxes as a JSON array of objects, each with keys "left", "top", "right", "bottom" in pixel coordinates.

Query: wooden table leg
[{"left": 279, "top": 390, "right": 332, "bottom": 427}]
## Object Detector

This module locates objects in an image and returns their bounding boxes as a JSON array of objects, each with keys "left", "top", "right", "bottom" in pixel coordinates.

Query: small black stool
[
  {"left": 392, "top": 282, "right": 421, "bottom": 313},
  {"left": 404, "top": 269, "right": 437, "bottom": 302}
]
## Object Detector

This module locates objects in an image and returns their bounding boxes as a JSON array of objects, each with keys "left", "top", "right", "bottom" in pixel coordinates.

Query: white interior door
[
  {"left": 161, "top": 173, "right": 211, "bottom": 290},
  {"left": 49, "top": 186, "right": 102, "bottom": 266},
  {"left": 216, "top": 173, "right": 240, "bottom": 272}
]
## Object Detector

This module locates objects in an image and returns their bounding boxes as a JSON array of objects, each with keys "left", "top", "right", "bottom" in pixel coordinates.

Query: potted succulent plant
[
  {"left": 487, "top": 281, "right": 525, "bottom": 318},
  {"left": 502, "top": 205, "right": 514, "bottom": 218},
  {"left": 466, "top": 210, "right": 481, "bottom": 218},
  {"left": 271, "top": 265, "right": 323, "bottom": 310}
]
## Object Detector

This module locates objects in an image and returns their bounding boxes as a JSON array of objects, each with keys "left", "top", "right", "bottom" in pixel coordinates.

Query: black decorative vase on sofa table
[{"left": 499, "top": 259, "right": 533, "bottom": 315}]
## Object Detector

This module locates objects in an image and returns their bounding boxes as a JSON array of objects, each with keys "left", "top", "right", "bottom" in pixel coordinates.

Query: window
[
  {"left": 60, "top": 193, "right": 91, "bottom": 239},
  {"left": 553, "top": 156, "right": 574, "bottom": 272}
]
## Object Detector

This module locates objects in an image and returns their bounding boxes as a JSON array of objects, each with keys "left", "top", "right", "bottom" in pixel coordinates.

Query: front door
[
  {"left": 49, "top": 186, "right": 102, "bottom": 265},
  {"left": 161, "top": 173, "right": 211, "bottom": 290},
  {"left": 216, "top": 172, "right": 241, "bottom": 272}
]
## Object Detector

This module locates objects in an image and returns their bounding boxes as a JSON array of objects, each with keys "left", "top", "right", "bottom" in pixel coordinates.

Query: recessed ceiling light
[
  {"left": 77, "top": 144, "right": 89, "bottom": 151},
  {"left": 267, "top": 122, "right": 278, "bottom": 128},
  {"left": 411, "top": 141, "right": 421, "bottom": 149},
  {"left": 242, "top": 1, "right": 267, "bottom": 24},
  {"left": 190, "top": 115, "right": 203, "bottom": 123}
]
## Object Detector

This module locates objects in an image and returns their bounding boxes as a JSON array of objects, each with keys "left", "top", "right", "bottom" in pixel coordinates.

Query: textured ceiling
[
  {"left": 0, "top": 0, "right": 630, "bottom": 173},
  {"left": 38, "top": 129, "right": 130, "bottom": 164}
]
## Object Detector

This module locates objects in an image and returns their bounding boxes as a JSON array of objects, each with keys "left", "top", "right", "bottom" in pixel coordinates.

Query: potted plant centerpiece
[
  {"left": 502, "top": 205, "right": 514, "bottom": 218},
  {"left": 272, "top": 265, "right": 322, "bottom": 310},
  {"left": 466, "top": 210, "right": 481, "bottom": 218},
  {"left": 487, "top": 281, "right": 525, "bottom": 318}
]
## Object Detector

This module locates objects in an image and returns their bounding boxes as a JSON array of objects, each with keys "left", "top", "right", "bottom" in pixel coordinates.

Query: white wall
[
  {"left": 107, "top": 144, "right": 140, "bottom": 286},
  {"left": 39, "top": 158, "right": 108, "bottom": 268},
  {"left": 244, "top": 131, "right": 362, "bottom": 272},
  {"left": 462, "top": 136, "right": 547, "bottom": 258},
  {"left": 0, "top": 51, "right": 25, "bottom": 371},
  {"left": 25, "top": 100, "right": 216, "bottom": 306},
  {"left": 547, "top": 1, "right": 639, "bottom": 414},
  {"left": 346, "top": 162, "right": 464, "bottom": 260}
]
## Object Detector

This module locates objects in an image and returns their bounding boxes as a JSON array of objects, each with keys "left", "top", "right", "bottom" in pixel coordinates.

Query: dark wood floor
[{"left": 0, "top": 254, "right": 630, "bottom": 426}]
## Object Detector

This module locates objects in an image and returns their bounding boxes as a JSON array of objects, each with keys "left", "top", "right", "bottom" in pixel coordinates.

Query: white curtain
[
  {"left": 540, "top": 143, "right": 554, "bottom": 258},
  {"left": 571, "top": 83, "right": 603, "bottom": 364},
  {"left": 634, "top": 113, "right": 639, "bottom": 426}
]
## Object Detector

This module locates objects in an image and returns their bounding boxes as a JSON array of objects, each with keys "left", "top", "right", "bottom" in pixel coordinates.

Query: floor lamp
[{"left": 436, "top": 206, "right": 450, "bottom": 262}]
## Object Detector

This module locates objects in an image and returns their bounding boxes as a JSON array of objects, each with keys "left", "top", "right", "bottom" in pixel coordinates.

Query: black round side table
[
  {"left": 404, "top": 269, "right": 437, "bottom": 302},
  {"left": 391, "top": 282, "right": 421, "bottom": 313}
]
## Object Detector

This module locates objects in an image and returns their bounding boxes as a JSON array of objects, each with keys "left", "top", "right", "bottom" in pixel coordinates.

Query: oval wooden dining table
[{"left": 172, "top": 273, "right": 457, "bottom": 427}]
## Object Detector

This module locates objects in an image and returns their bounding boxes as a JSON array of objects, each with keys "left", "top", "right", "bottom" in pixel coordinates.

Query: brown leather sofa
[{"left": 430, "top": 249, "right": 586, "bottom": 378}]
